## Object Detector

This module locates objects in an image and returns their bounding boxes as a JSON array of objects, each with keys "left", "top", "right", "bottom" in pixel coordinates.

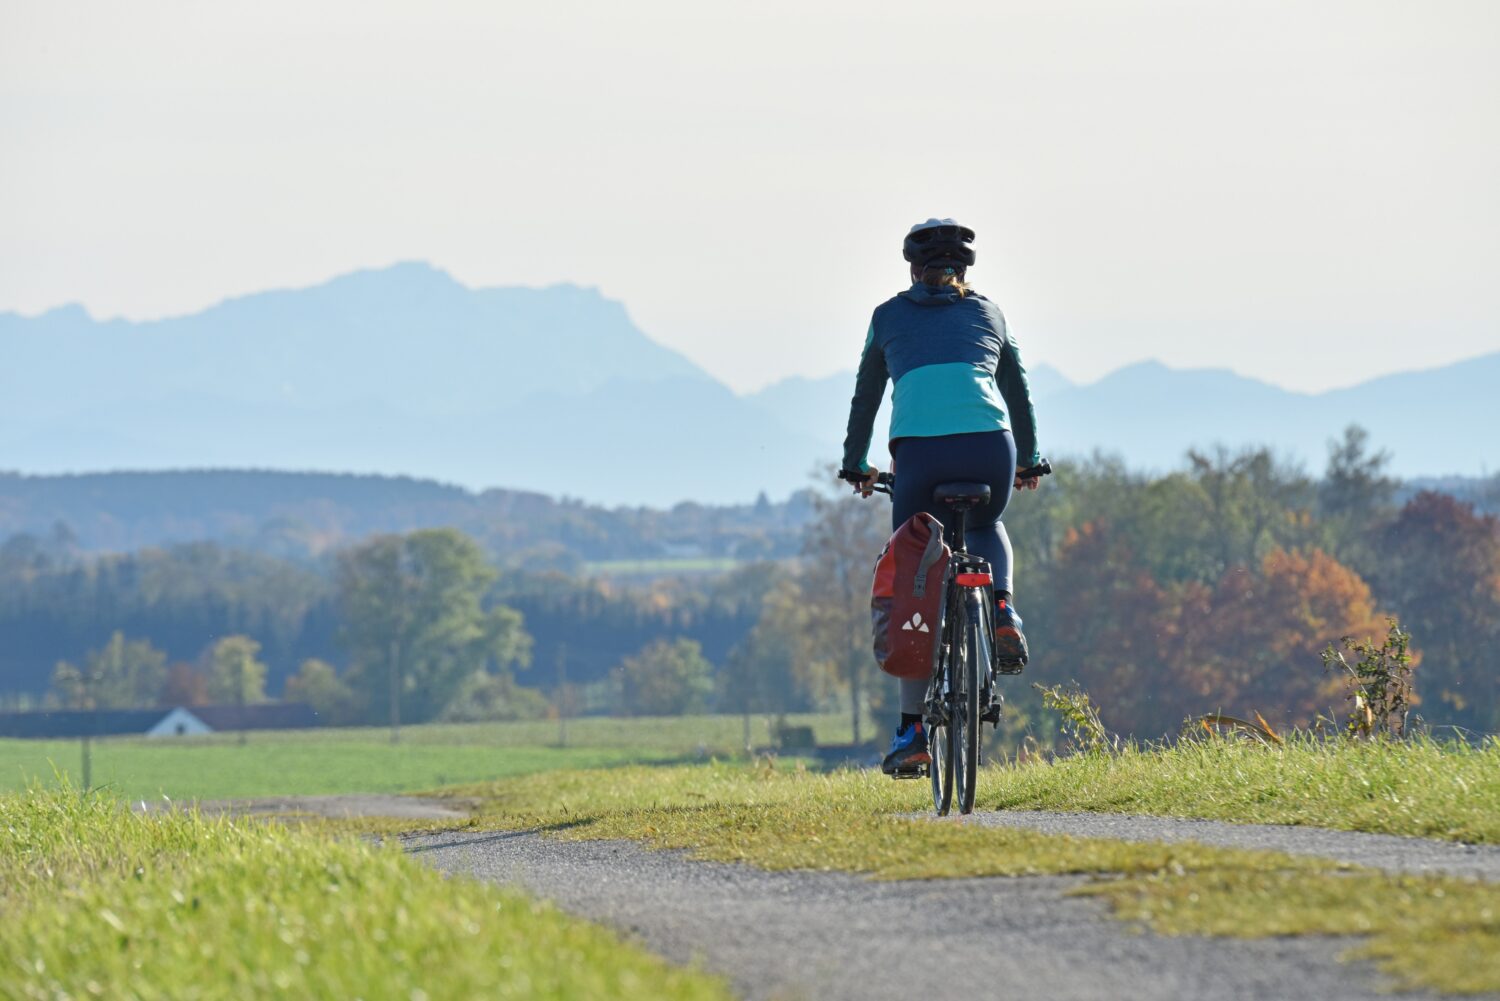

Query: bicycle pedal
[
  {"left": 980, "top": 704, "right": 1003, "bottom": 725},
  {"left": 890, "top": 765, "right": 927, "bottom": 780},
  {"left": 995, "top": 661, "right": 1026, "bottom": 676}
]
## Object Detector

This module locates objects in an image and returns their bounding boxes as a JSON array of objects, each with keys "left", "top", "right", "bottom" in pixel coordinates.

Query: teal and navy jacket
[{"left": 842, "top": 283, "right": 1040, "bottom": 473}]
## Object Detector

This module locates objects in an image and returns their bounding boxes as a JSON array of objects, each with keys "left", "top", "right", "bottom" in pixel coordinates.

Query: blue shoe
[
  {"left": 995, "top": 598, "right": 1029, "bottom": 674},
  {"left": 881, "top": 721, "right": 930, "bottom": 775}
]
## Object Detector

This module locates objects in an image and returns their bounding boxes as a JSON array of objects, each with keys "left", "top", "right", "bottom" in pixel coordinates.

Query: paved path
[
  {"left": 408, "top": 829, "right": 1488, "bottom": 1001},
  {"left": 942, "top": 809, "right": 1500, "bottom": 881}
]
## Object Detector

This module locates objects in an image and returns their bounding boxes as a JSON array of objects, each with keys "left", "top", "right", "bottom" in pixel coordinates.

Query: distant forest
[
  {"left": 2, "top": 466, "right": 1492, "bottom": 565},
  {"left": 0, "top": 469, "right": 815, "bottom": 565},
  {"left": 2, "top": 432, "right": 1498, "bottom": 739}
]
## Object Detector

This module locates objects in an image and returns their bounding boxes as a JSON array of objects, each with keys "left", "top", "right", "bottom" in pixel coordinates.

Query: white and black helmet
[{"left": 903, "top": 218, "right": 976, "bottom": 268}]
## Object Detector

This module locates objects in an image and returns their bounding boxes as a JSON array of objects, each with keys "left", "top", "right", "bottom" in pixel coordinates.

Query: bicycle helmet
[{"left": 903, "top": 218, "right": 976, "bottom": 268}]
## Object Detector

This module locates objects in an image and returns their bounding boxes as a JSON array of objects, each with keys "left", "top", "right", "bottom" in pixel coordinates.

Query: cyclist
[{"left": 841, "top": 218, "right": 1043, "bottom": 776}]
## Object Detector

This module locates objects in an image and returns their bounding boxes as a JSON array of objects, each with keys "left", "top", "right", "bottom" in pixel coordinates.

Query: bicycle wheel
[
  {"left": 928, "top": 653, "right": 954, "bottom": 817},
  {"left": 953, "top": 590, "right": 987, "bottom": 814}
]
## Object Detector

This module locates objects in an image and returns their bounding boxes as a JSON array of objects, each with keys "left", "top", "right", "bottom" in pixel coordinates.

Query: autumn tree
[
  {"left": 1372, "top": 492, "right": 1500, "bottom": 732},
  {"left": 1169, "top": 548, "right": 1387, "bottom": 729},
  {"left": 51, "top": 632, "right": 168, "bottom": 710},
  {"left": 1032, "top": 521, "right": 1174, "bottom": 736},
  {"left": 160, "top": 662, "right": 208, "bottom": 706},
  {"left": 1037, "top": 528, "right": 1388, "bottom": 737}
]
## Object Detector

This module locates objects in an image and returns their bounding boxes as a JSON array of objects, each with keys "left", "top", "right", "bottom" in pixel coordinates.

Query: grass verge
[
  {"left": 982, "top": 734, "right": 1500, "bottom": 843},
  {"left": 429, "top": 761, "right": 1500, "bottom": 995},
  {"left": 0, "top": 787, "right": 731, "bottom": 1001}
]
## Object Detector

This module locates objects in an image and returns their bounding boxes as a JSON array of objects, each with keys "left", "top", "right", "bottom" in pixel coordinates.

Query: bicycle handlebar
[
  {"left": 838, "top": 460, "right": 1052, "bottom": 497},
  {"left": 838, "top": 469, "right": 895, "bottom": 485},
  {"left": 1018, "top": 459, "right": 1053, "bottom": 481}
]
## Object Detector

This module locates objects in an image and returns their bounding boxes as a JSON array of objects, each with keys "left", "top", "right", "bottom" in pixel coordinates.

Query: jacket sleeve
[
  {"left": 995, "top": 316, "right": 1041, "bottom": 468},
  {"left": 841, "top": 320, "right": 888, "bottom": 473}
]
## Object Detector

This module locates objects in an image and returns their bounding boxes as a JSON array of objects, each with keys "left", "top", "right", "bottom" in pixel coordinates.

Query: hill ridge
[{"left": 4, "top": 263, "right": 1497, "bottom": 501}]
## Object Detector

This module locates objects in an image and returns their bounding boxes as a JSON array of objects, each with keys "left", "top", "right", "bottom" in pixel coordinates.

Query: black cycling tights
[{"left": 890, "top": 429, "right": 1016, "bottom": 716}]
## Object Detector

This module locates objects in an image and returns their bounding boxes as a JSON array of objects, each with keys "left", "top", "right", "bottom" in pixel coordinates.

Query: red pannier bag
[{"left": 870, "top": 512, "right": 950, "bottom": 679}]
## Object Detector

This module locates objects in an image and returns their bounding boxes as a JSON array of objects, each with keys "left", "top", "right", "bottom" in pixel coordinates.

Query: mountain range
[{"left": 3, "top": 262, "right": 1495, "bottom": 505}]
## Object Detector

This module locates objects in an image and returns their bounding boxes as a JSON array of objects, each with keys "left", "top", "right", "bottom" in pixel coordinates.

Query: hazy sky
[{"left": 3, "top": 1, "right": 1496, "bottom": 393}]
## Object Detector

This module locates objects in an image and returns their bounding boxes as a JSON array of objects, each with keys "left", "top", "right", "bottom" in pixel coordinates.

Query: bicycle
[{"left": 841, "top": 460, "right": 1052, "bottom": 815}]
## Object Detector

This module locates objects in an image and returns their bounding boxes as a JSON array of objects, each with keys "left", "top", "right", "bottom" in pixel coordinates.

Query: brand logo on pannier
[{"left": 901, "top": 613, "right": 930, "bottom": 633}]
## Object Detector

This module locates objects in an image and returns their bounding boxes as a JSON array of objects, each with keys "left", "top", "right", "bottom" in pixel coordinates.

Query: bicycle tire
[
  {"left": 954, "top": 590, "right": 987, "bottom": 814},
  {"left": 929, "top": 717, "right": 953, "bottom": 816},
  {"left": 929, "top": 615, "right": 955, "bottom": 816}
]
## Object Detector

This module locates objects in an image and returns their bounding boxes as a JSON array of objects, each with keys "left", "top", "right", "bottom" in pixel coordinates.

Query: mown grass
[
  {"left": 982, "top": 734, "right": 1500, "bottom": 843},
  {"left": 431, "top": 761, "right": 1500, "bottom": 994},
  {"left": 1088, "top": 868, "right": 1500, "bottom": 996},
  {"left": 0, "top": 712, "right": 851, "bottom": 801},
  {"left": 0, "top": 741, "right": 665, "bottom": 801},
  {"left": 0, "top": 787, "right": 732, "bottom": 1001}
]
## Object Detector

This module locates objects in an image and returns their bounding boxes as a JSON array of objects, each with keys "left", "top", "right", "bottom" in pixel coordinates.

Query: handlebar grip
[
  {"left": 838, "top": 469, "right": 896, "bottom": 485},
  {"left": 838, "top": 469, "right": 895, "bottom": 498},
  {"left": 1018, "top": 459, "right": 1053, "bottom": 481}
]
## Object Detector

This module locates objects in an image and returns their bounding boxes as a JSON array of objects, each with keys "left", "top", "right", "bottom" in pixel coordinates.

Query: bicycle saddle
[{"left": 932, "top": 481, "right": 990, "bottom": 510}]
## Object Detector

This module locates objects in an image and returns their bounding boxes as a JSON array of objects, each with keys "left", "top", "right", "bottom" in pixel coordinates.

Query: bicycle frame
[{"left": 922, "top": 504, "right": 996, "bottom": 724}]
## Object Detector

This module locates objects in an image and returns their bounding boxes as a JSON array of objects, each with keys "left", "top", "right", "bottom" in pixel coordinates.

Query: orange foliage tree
[
  {"left": 160, "top": 661, "right": 209, "bottom": 706},
  {"left": 1035, "top": 521, "right": 1174, "bottom": 737},
  {"left": 1037, "top": 528, "right": 1392, "bottom": 737},
  {"left": 1168, "top": 548, "right": 1389, "bottom": 729},
  {"left": 1373, "top": 492, "right": 1500, "bottom": 732}
]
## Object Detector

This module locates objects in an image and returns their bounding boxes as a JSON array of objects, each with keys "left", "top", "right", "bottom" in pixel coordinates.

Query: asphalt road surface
[{"left": 408, "top": 826, "right": 1493, "bottom": 1001}]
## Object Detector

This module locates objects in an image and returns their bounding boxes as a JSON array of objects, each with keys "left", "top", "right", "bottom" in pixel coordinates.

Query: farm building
[{"left": 0, "top": 703, "right": 319, "bottom": 739}]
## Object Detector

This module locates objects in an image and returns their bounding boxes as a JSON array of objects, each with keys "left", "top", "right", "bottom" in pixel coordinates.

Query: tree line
[
  {"left": 723, "top": 427, "right": 1500, "bottom": 741},
  {"left": 3, "top": 426, "right": 1497, "bottom": 740}
]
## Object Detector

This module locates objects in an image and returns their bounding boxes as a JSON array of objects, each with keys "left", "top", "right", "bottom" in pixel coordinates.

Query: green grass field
[
  {"left": 0, "top": 712, "right": 852, "bottom": 801},
  {"left": 0, "top": 787, "right": 731, "bottom": 1001}
]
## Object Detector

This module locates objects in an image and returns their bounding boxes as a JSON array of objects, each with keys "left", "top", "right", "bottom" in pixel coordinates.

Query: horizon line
[{"left": 4, "top": 257, "right": 1496, "bottom": 400}]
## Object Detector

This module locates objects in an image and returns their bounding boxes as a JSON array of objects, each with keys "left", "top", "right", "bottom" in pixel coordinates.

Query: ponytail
[{"left": 917, "top": 265, "right": 971, "bottom": 297}]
